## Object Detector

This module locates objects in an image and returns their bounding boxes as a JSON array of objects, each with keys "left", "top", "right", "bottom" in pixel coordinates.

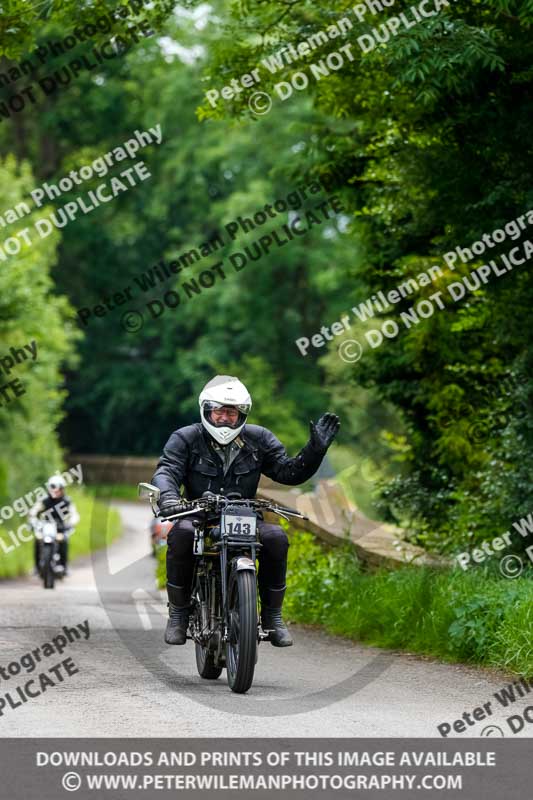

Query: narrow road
[{"left": 0, "top": 502, "right": 524, "bottom": 737}]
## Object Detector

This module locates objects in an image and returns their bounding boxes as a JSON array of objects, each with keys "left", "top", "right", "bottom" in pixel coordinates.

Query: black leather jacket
[
  {"left": 30, "top": 494, "right": 78, "bottom": 532},
  {"left": 152, "top": 423, "right": 328, "bottom": 503}
]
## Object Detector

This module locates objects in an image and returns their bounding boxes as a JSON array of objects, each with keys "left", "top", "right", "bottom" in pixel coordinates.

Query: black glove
[
  {"left": 159, "top": 497, "right": 184, "bottom": 518},
  {"left": 309, "top": 413, "right": 340, "bottom": 451}
]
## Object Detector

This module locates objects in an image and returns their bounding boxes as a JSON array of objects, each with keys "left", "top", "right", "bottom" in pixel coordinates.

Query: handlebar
[{"left": 157, "top": 495, "right": 308, "bottom": 522}]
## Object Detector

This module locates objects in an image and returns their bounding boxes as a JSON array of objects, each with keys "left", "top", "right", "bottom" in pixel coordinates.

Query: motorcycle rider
[
  {"left": 152, "top": 375, "right": 340, "bottom": 647},
  {"left": 29, "top": 475, "right": 80, "bottom": 576}
]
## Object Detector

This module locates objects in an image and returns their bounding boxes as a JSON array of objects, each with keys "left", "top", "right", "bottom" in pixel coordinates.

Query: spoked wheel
[
  {"left": 226, "top": 570, "right": 257, "bottom": 694},
  {"left": 191, "top": 587, "right": 223, "bottom": 680},
  {"left": 195, "top": 642, "right": 223, "bottom": 680},
  {"left": 42, "top": 545, "right": 55, "bottom": 589}
]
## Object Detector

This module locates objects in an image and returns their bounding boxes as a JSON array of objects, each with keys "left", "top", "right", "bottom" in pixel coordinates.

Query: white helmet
[
  {"left": 47, "top": 474, "right": 66, "bottom": 497},
  {"left": 199, "top": 375, "right": 252, "bottom": 445}
]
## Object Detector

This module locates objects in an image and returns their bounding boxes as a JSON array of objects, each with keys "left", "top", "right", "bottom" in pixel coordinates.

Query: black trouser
[
  {"left": 34, "top": 537, "right": 68, "bottom": 568},
  {"left": 166, "top": 519, "right": 289, "bottom": 608}
]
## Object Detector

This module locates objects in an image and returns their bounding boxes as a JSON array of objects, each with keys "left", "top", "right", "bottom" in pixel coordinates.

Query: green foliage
[
  {"left": 0, "top": 487, "right": 121, "bottom": 578},
  {"left": 0, "top": 9, "right": 355, "bottom": 456},
  {"left": 198, "top": 0, "right": 533, "bottom": 549},
  {"left": 89, "top": 483, "right": 140, "bottom": 501},
  {"left": 0, "top": 0, "right": 182, "bottom": 58},
  {"left": 285, "top": 529, "right": 533, "bottom": 675},
  {"left": 1, "top": 0, "right": 531, "bottom": 551},
  {"left": 155, "top": 521, "right": 533, "bottom": 674},
  {"left": 156, "top": 543, "right": 166, "bottom": 589},
  {"left": 222, "top": 355, "right": 307, "bottom": 451},
  {"left": 0, "top": 156, "right": 80, "bottom": 505}
]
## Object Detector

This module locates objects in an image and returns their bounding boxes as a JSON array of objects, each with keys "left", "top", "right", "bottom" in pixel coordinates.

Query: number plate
[{"left": 222, "top": 514, "right": 257, "bottom": 538}]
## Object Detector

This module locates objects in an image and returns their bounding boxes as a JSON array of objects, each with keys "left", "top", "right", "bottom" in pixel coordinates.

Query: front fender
[{"left": 232, "top": 556, "right": 256, "bottom": 573}]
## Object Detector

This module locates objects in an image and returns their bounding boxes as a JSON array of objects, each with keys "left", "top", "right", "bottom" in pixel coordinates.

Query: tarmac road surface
[{"left": 0, "top": 501, "right": 526, "bottom": 738}]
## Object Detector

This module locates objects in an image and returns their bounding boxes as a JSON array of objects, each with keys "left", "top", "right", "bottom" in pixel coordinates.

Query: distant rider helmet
[{"left": 47, "top": 474, "right": 66, "bottom": 499}]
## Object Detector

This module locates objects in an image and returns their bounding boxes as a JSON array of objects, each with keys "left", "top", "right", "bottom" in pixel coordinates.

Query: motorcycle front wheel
[{"left": 226, "top": 570, "right": 257, "bottom": 694}]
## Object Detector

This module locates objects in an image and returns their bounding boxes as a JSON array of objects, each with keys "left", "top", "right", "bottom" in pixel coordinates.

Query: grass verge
[
  {"left": 285, "top": 529, "right": 533, "bottom": 677},
  {"left": 156, "top": 546, "right": 166, "bottom": 590},
  {"left": 88, "top": 483, "right": 140, "bottom": 501},
  {"left": 154, "top": 523, "right": 533, "bottom": 676},
  {"left": 0, "top": 487, "right": 122, "bottom": 580}
]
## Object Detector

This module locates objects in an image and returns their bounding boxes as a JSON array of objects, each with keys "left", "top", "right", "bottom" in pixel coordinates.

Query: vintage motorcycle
[
  {"left": 139, "top": 483, "right": 307, "bottom": 694},
  {"left": 31, "top": 519, "right": 66, "bottom": 590}
]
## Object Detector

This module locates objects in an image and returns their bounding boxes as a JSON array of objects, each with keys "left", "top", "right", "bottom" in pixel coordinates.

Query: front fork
[
  {"left": 39, "top": 540, "right": 60, "bottom": 569},
  {"left": 224, "top": 542, "right": 269, "bottom": 644},
  {"left": 192, "top": 538, "right": 269, "bottom": 652}
]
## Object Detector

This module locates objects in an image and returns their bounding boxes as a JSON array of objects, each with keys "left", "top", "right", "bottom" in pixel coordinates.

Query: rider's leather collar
[{"left": 198, "top": 425, "right": 259, "bottom": 469}]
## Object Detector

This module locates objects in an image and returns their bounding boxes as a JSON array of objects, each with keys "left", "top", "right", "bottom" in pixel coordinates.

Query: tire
[
  {"left": 192, "top": 577, "right": 223, "bottom": 680},
  {"left": 226, "top": 569, "right": 257, "bottom": 694},
  {"left": 195, "top": 643, "right": 223, "bottom": 680},
  {"left": 42, "top": 545, "right": 55, "bottom": 590}
]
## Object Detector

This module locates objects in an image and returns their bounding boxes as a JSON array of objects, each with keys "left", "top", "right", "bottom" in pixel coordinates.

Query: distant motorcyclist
[
  {"left": 29, "top": 475, "right": 80, "bottom": 576},
  {"left": 152, "top": 375, "right": 340, "bottom": 647}
]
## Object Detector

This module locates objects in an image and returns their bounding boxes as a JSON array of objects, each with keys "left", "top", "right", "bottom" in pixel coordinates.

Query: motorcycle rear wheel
[
  {"left": 226, "top": 570, "right": 257, "bottom": 694},
  {"left": 195, "top": 643, "right": 223, "bottom": 680},
  {"left": 192, "top": 583, "right": 223, "bottom": 680}
]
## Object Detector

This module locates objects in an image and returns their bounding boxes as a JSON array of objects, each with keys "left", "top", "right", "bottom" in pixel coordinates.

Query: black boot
[
  {"left": 260, "top": 586, "right": 293, "bottom": 647},
  {"left": 165, "top": 583, "right": 191, "bottom": 645}
]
